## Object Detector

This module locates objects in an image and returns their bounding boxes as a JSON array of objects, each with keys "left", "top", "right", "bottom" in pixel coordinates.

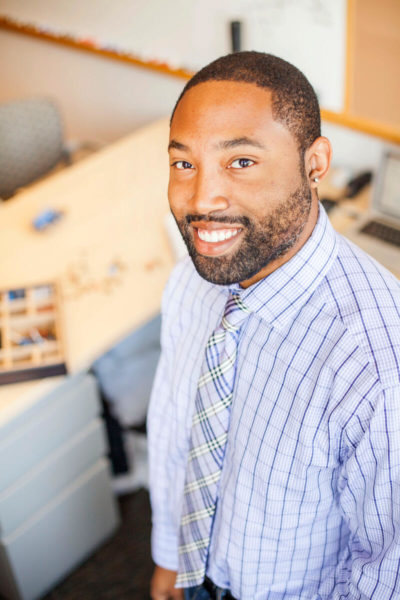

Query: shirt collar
[{"left": 227, "top": 204, "right": 339, "bottom": 330}]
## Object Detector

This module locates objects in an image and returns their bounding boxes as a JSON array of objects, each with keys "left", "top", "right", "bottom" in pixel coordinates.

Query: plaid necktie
[{"left": 177, "top": 291, "right": 251, "bottom": 587}]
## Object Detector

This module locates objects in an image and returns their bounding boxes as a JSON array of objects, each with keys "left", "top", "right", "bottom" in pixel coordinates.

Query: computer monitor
[{"left": 374, "top": 151, "right": 400, "bottom": 227}]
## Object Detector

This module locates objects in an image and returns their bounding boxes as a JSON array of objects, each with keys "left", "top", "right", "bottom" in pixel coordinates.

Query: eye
[
  {"left": 229, "top": 158, "right": 255, "bottom": 169},
  {"left": 171, "top": 160, "right": 194, "bottom": 170}
]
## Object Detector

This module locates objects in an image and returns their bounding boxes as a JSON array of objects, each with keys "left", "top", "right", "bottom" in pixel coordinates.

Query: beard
[{"left": 173, "top": 178, "right": 312, "bottom": 286}]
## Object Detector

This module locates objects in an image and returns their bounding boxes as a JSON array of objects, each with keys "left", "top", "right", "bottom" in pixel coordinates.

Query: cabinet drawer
[
  {"left": 0, "top": 458, "right": 120, "bottom": 600},
  {"left": 0, "top": 418, "right": 107, "bottom": 536},
  {"left": 0, "top": 374, "right": 101, "bottom": 492}
]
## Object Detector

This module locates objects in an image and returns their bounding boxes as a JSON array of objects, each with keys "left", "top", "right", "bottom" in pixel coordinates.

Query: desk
[
  {"left": 0, "top": 117, "right": 173, "bottom": 600},
  {"left": 319, "top": 176, "right": 400, "bottom": 280}
]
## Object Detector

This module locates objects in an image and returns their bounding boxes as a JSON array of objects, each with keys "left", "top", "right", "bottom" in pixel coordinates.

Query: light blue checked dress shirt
[{"left": 148, "top": 205, "right": 400, "bottom": 599}]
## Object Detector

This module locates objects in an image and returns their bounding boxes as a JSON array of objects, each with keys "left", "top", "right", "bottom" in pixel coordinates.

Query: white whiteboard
[
  {"left": 0, "top": 0, "right": 346, "bottom": 111},
  {"left": 244, "top": 0, "right": 347, "bottom": 112}
]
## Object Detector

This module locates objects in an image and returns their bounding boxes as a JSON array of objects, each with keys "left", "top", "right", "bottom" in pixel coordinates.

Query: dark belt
[{"left": 203, "top": 575, "right": 237, "bottom": 600}]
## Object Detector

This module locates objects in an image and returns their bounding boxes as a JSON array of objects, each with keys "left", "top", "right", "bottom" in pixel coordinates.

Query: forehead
[{"left": 170, "top": 80, "right": 294, "bottom": 148}]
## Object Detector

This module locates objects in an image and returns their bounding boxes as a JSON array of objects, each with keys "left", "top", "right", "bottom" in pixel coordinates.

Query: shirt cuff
[{"left": 151, "top": 525, "right": 179, "bottom": 571}]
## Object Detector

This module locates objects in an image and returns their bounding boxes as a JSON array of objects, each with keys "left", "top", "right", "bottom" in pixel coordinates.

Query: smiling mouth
[
  {"left": 197, "top": 227, "right": 241, "bottom": 243},
  {"left": 192, "top": 225, "right": 243, "bottom": 256}
]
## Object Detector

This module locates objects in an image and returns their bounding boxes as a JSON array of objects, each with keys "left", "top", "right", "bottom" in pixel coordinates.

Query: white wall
[{"left": 322, "top": 123, "right": 388, "bottom": 174}]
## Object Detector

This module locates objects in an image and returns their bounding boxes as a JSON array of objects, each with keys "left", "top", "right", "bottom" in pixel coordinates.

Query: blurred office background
[{"left": 0, "top": 1, "right": 399, "bottom": 599}]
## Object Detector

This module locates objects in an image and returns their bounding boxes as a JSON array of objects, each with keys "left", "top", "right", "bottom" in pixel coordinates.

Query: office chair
[
  {"left": 92, "top": 314, "right": 161, "bottom": 486},
  {"left": 0, "top": 97, "right": 67, "bottom": 200}
]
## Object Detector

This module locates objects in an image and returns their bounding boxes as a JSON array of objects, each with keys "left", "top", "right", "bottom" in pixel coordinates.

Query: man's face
[{"left": 168, "top": 81, "right": 313, "bottom": 287}]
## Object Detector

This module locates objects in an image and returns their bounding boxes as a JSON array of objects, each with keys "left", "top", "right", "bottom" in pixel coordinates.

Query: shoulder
[
  {"left": 327, "top": 233, "right": 400, "bottom": 312},
  {"left": 322, "top": 233, "right": 400, "bottom": 386}
]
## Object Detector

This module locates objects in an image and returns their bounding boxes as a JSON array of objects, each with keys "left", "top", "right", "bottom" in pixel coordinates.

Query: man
[{"left": 148, "top": 52, "right": 400, "bottom": 600}]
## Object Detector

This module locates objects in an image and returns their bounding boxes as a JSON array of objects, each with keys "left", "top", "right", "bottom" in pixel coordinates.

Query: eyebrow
[
  {"left": 216, "top": 137, "right": 266, "bottom": 150},
  {"left": 168, "top": 140, "right": 189, "bottom": 152},
  {"left": 168, "top": 136, "right": 267, "bottom": 153}
]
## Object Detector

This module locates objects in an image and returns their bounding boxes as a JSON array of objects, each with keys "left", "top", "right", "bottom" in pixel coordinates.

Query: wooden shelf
[
  {"left": 1, "top": 12, "right": 400, "bottom": 145},
  {"left": 0, "top": 15, "right": 193, "bottom": 81}
]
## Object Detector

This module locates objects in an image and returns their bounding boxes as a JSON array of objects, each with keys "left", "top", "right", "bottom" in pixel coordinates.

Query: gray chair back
[{"left": 0, "top": 97, "right": 64, "bottom": 199}]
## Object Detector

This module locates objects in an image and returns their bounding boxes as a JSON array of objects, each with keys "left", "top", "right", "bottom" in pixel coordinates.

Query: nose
[{"left": 191, "top": 166, "right": 230, "bottom": 216}]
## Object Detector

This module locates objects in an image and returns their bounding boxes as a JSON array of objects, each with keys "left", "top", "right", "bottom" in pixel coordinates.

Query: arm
[
  {"left": 331, "top": 386, "right": 400, "bottom": 599},
  {"left": 147, "top": 339, "right": 181, "bottom": 571},
  {"left": 147, "top": 272, "right": 188, "bottom": 596},
  {"left": 148, "top": 351, "right": 185, "bottom": 599}
]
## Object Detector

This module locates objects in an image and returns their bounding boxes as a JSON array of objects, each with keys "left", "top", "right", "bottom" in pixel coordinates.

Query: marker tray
[{"left": 0, "top": 282, "right": 67, "bottom": 385}]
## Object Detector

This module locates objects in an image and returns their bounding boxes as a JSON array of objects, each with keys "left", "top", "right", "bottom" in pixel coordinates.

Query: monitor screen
[{"left": 375, "top": 151, "right": 400, "bottom": 224}]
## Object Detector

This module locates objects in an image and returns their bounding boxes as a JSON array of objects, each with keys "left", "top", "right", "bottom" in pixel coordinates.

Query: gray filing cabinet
[{"left": 0, "top": 373, "right": 120, "bottom": 600}]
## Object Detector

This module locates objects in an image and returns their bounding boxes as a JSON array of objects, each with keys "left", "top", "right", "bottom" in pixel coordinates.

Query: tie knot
[{"left": 221, "top": 292, "right": 251, "bottom": 333}]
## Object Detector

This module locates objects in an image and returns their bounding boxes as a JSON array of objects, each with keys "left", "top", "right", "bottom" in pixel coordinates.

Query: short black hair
[{"left": 171, "top": 51, "right": 321, "bottom": 155}]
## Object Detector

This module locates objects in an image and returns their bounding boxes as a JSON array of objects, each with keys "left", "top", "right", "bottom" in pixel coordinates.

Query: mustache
[{"left": 185, "top": 214, "right": 251, "bottom": 227}]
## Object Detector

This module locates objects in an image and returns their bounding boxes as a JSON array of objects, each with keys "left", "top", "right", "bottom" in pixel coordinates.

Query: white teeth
[{"left": 197, "top": 228, "right": 240, "bottom": 243}]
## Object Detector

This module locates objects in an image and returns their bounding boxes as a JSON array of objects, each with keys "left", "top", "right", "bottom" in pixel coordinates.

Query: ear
[{"left": 304, "top": 136, "right": 332, "bottom": 189}]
